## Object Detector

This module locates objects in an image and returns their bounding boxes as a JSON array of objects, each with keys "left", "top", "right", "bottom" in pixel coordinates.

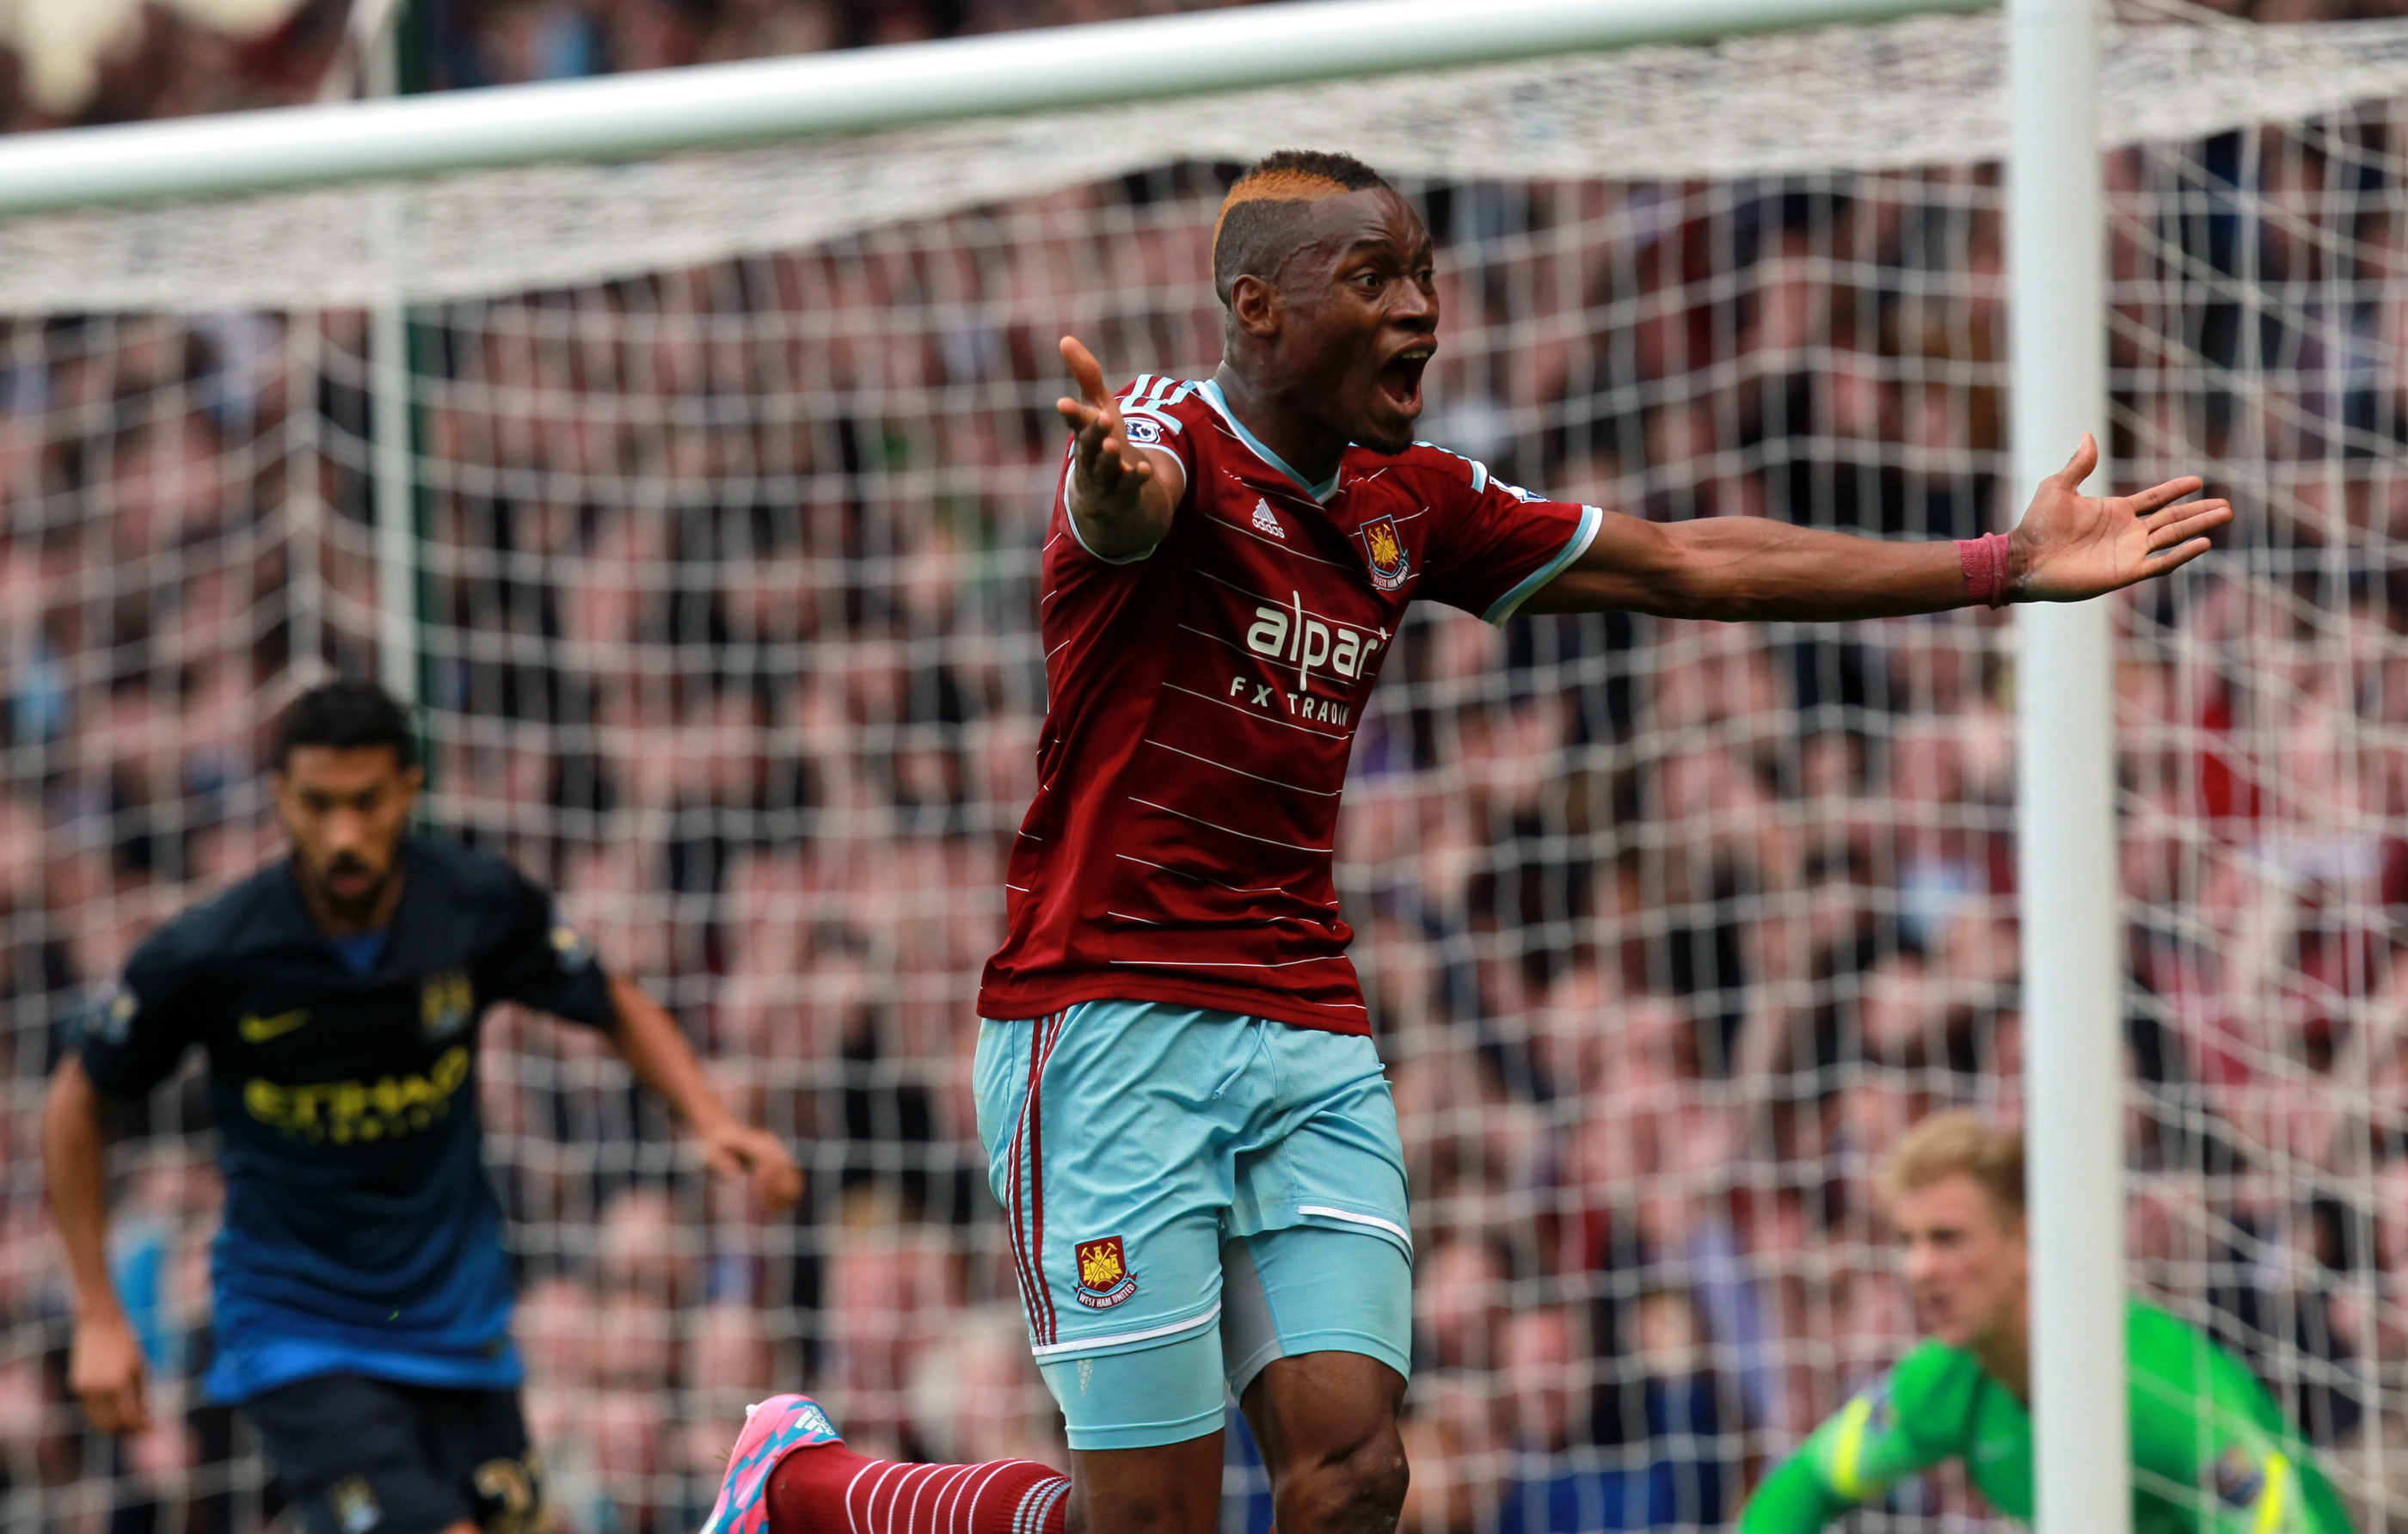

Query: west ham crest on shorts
[
  {"left": 1072, "top": 1235, "right": 1138, "bottom": 1309},
  {"left": 1361, "top": 514, "right": 1410, "bottom": 592}
]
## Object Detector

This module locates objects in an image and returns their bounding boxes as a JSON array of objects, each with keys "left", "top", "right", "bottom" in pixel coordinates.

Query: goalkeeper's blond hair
[{"left": 1877, "top": 1110, "right": 2024, "bottom": 1223}]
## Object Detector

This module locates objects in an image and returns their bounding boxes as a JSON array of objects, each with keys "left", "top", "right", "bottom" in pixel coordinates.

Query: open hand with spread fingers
[
  {"left": 2007, "top": 433, "right": 2233, "bottom": 602},
  {"left": 1054, "top": 335, "right": 1180, "bottom": 560}
]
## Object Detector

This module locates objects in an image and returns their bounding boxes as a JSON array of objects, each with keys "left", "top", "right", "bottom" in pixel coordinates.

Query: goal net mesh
[{"left": 6, "top": 10, "right": 2408, "bottom": 1532}]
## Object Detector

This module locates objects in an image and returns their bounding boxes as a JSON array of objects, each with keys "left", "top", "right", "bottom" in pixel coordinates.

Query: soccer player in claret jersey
[
  {"left": 1741, "top": 1113, "right": 2350, "bottom": 1534},
  {"left": 703, "top": 150, "right": 2233, "bottom": 1534},
  {"left": 45, "top": 680, "right": 802, "bottom": 1534}
]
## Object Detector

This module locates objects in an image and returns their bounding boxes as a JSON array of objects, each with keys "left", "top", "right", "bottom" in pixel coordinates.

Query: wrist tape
[{"left": 1956, "top": 531, "right": 2012, "bottom": 609}]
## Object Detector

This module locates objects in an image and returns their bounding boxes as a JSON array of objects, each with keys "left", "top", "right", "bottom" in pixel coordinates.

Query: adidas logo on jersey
[{"left": 1250, "top": 499, "right": 1287, "bottom": 539}]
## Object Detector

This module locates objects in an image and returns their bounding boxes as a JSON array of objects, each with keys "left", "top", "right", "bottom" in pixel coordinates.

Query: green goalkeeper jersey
[{"left": 1741, "top": 1298, "right": 2352, "bottom": 1534}]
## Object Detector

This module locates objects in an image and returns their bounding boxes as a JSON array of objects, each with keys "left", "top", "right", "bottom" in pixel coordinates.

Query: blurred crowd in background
[{"left": 2, "top": 3, "right": 2408, "bottom": 1533}]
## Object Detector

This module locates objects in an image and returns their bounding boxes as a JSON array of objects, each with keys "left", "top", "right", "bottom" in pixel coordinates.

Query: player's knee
[
  {"left": 1275, "top": 1429, "right": 1409, "bottom": 1534},
  {"left": 1067, "top": 1475, "right": 1219, "bottom": 1534}
]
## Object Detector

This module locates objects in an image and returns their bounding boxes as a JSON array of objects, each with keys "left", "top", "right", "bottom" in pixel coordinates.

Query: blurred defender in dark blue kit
[{"left": 43, "top": 679, "right": 802, "bottom": 1534}]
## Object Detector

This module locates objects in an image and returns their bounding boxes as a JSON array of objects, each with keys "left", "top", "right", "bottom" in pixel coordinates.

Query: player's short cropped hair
[
  {"left": 1877, "top": 1109, "right": 2024, "bottom": 1223},
  {"left": 1213, "top": 149, "right": 1397, "bottom": 306},
  {"left": 272, "top": 679, "right": 419, "bottom": 772}
]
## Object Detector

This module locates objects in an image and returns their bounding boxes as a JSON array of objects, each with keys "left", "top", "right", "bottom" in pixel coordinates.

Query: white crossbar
[{"left": 0, "top": 0, "right": 1987, "bottom": 217}]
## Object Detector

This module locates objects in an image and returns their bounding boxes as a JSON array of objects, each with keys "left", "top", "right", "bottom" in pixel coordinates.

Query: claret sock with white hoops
[{"left": 702, "top": 1394, "right": 1072, "bottom": 1534}]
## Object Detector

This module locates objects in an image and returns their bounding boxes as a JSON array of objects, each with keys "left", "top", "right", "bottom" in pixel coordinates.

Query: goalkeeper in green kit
[{"left": 1741, "top": 1112, "right": 2353, "bottom": 1534}]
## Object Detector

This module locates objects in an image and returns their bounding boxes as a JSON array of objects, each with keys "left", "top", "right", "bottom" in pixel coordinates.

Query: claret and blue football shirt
[
  {"left": 975, "top": 374, "right": 1602, "bottom": 1034},
  {"left": 78, "top": 835, "right": 618, "bottom": 1402}
]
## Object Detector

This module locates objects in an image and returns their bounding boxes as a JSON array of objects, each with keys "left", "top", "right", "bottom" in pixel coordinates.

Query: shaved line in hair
[
  {"left": 1210, "top": 149, "right": 1398, "bottom": 307},
  {"left": 1209, "top": 169, "right": 1354, "bottom": 251}
]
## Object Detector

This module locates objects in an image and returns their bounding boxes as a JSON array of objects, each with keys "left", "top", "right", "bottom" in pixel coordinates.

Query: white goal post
[
  {"left": 0, "top": 0, "right": 2142, "bottom": 1528},
  {"left": 2006, "top": 3, "right": 2127, "bottom": 1533}
]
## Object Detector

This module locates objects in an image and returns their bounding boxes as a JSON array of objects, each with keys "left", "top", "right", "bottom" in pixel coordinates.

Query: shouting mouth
[{"left": 1378, "top": 345, "right": 1433, "bottom": 414}]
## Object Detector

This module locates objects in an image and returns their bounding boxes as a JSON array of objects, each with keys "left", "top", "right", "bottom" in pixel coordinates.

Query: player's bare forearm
[
  {"left": 45, "top": 1056, "right": 154, "bottom": 1435},
  {"left": 1525, "top": 514, "right": 1969, "bottom": 622},
  {"left": 603, "top": 974, "right": 802, "bottom": 1210},
  {"left": 1528, "top": 434, "right": 2231, "bottom": 620},
  {"left": 605, "top": 973, "right": 735, "bottom": 1132},
  {"left": 42, "top": 1057, "right": 126, "bottom": 1322},
  {"left": 1070, "top": 461, "right": 1181, "bottom": 561}
]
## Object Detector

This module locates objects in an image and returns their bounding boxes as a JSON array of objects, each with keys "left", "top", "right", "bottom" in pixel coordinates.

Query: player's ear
[{"left": 1227, "top": 273, "right": 1280, "bottom": 340}]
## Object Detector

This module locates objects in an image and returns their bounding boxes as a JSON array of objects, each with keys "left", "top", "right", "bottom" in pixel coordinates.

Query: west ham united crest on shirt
[{"left": 976, "top": 376, "right": 1602, "bottom": 1036}]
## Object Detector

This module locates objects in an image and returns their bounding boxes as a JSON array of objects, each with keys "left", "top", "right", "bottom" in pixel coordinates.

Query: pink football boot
[{"left": 700, "top": 1393, "right": 845, "bottom": 1534}]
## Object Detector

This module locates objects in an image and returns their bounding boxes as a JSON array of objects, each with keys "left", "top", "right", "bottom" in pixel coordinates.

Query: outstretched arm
[
  {"left": 1054, "top": 335, "right": 1185, "bottom": 561},
  {"left": 1525, "top": 434, "right": 2231, "bottom": 621},
  {"left": 604, "top": 973, "right": 802, "bottom": 1214}
]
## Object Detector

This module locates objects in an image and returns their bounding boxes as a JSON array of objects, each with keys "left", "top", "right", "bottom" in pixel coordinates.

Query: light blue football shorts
[{"left": 972, "top": 1001, "right": 1414, "bottom": 1451}]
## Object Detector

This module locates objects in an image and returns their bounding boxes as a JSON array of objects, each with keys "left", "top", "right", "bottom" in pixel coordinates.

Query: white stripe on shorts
[
  {"left": 1297, "top": 1205, "right": 1414, "bottom": 1249},
  {"left": 1025, "top": 1301, "right": 1220, "bottom": 1359}
]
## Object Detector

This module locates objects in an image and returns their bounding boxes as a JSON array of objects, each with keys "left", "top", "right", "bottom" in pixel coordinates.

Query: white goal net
[{"left": 6, "top": 9, "right": 2408, "bottom": 1533}]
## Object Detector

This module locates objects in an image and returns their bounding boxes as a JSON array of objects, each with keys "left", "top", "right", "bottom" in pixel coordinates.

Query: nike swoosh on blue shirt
[{"left": 238, "top": 1009, "right": 311, "bottom": 1043}]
